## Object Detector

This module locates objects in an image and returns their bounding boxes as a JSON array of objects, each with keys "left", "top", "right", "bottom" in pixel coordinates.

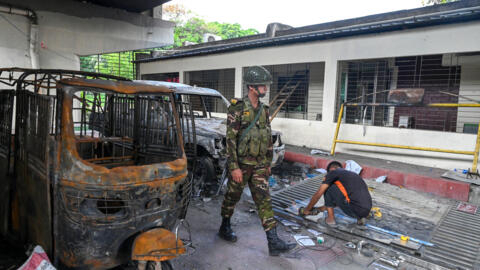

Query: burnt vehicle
[
  {"left": 137, "top": 81, "right": 286, "bottom": 196},
  {"left": 0, "top": 69, "right": 192, "bottom": 269}
]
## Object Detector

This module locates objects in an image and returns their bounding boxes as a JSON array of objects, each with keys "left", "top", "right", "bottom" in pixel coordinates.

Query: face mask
[{"left": 255, "top": 86, "right": 266, "bottom": 98}]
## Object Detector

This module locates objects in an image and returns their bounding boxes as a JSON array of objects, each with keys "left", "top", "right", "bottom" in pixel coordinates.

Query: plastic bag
[
  {"left": 18, "top": 246, "right": 56, "bottom": 270},
  {"left": 345, "top": 160, "right": 362, "bottom": 174}
]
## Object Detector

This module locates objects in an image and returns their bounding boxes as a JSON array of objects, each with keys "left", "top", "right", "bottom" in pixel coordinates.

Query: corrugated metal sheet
[
  {"left": 424, "top": 203, "right": 480, "bottom": 270},
  {"left": 271, "top": 177, "right": 480, "bottom": 270},
  {"left": 271, "top": 176, "right": 323, "bottom": 209}
]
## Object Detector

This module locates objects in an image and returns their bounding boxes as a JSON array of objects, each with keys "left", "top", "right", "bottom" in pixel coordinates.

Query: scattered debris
[
  {"left": 307, "top": 229, "right": 322, "bottom": 237},
  {"left": 276, "top": 216, "right": 298, "bottom": 227},
  {"left": 294, "top": 235, "right": 316, "bottom": 246},
  {"left": 456, "top": 202, "right": 478, "bottom": 214},
  {"left": 375, "top": 175, "right": 387, "bottom": 183},
  {"left": 315, "top": 168, "right": 327, "bottom": 174},
  {"left": 18, "top": 246, "right": 55, "bottom": 270},
  {"left": 371, "top": 207, "right": 383, "bottom": 220},
  {"left": 345, "top": 160, "right": 362, "bottom": 174},
  {"left": 268, "top": 176, "right": 277, "bottom": 187},
  {"left": 202, "top": 197, "right": 212, "bottom": 202},
  {"left": 377, "top": 257, "right": 401, "bottom": 267},
  {"left": 345, "top": 242, "right": 356, "bottom": 249},
  {"left": 316, "top": 236, "right": 324, "bottom": 244},
  {"left": 310, "top": 149, "right": 329, "bottom": 156}
]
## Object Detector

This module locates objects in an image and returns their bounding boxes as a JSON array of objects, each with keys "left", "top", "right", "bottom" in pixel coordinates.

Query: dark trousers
[{"left": 324, "top": 184, "right": 359, "bottom": 219}]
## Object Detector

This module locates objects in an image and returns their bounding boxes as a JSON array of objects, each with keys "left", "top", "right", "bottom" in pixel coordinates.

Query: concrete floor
[{"left": 169, "top": 195, "right": 382, "bottom": 270}]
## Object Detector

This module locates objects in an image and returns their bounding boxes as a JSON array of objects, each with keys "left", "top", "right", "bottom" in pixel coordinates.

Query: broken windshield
[{"left": 72, "top": 88, "right": 183, "bottom": 168}]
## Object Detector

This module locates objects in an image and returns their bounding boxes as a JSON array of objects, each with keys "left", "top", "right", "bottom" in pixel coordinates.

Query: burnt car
[
  {"left": 138, "top": 81, "right": 285, "bottom": 195},
  {"left": 0, "top": 69, "right": 192, "bottom": 269}
]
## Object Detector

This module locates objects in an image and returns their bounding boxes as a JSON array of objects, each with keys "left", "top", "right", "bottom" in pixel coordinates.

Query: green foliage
[
  {"left": 80, "top": 51, "right": 136, "bottom": 80},
  {"left": 173, "top": 18, "right": 259, "bottom": 47},
  {"left": 422, "top": 0, "right": 457, "bottom": 5}
]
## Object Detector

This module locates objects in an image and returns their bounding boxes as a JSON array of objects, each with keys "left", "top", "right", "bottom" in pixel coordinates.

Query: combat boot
[
  {"left": 266, "top": 227, "right": 296, "bottom": 256},
  {"left": 218, "top": 217, "right": 237, "bottom": 242}
]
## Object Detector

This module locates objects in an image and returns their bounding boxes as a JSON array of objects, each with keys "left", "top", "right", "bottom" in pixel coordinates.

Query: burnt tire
[
  {"left": 193, "top": 156, "right": 216, "bottom": 197},
  {"left": 146, "top": 261, "right": 173, "bottom": 270}
]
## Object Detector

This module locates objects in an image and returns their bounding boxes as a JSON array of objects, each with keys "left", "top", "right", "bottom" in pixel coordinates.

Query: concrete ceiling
[{"left": 76, "top": 0, "right": 171, "bottom": 12}]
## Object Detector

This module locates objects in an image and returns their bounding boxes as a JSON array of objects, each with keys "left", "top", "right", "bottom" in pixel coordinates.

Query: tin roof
[{"left": 135, "top": 0, "right": 480, "bottom": 63}]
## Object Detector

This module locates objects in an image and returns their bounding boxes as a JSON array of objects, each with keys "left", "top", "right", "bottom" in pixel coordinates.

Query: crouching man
[{"left": 303, "top": 161, "right": 372, "bottom": 226}]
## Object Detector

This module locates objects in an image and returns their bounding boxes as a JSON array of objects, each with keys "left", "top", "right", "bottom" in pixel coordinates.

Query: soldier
[{"left": 218, "top": 66, "right": 296, "bottom": 256}]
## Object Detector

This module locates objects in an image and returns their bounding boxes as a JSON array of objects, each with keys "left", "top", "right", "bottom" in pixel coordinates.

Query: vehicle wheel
[
  {"left": 193, "top": 156, "right": 216, "bottom": 197},
  {"left": 146, "top": 260, "right": 173, "bottom": 270}
]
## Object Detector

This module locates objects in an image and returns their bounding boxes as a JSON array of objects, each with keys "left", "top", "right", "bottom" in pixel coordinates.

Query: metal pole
[
  {"left": 472, "top": 121, "right": 480, "bottom": 172},
  {"left": 330, "top": 103, "right": 344, "bottom": 156},
  {"left": 335, "top": 140, "right": 474, "bottom": 155}
]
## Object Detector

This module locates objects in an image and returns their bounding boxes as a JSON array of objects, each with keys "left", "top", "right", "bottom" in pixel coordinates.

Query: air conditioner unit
[{"left": 203, "top": 33, "right": 221, "bottom": 43}]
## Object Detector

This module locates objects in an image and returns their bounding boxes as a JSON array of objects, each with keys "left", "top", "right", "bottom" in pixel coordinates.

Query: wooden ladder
[{"left": 269, "top": 72, "right": 305, "bottom": 121}]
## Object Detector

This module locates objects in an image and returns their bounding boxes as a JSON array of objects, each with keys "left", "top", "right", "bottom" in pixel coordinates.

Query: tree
[
  {"left": 162, "top": 4, "right": 191, "bottom": 24},
  {"left": 163, "top": 4, "right": 259, "bottom": 47}
]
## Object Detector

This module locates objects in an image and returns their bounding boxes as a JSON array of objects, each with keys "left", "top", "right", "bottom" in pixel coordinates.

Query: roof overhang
[
  {"left": 74, "top": 0, "right": 171, "bottom": 13},
  {"left": 135, "top": 0, "right": 480, "bottom": 63}
]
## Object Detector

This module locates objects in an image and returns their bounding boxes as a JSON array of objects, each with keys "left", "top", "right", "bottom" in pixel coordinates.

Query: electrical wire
[{"left": 283, "top": 234, "right": 354, "bottom": 270}]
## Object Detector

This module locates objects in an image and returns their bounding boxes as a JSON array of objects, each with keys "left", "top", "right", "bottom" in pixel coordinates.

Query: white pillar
[
  {"left": 322, "top": 59, "right": 338, "bottom": 123},
  {"left": 234, "top": 66, "right": 243, "bottom": 98}
]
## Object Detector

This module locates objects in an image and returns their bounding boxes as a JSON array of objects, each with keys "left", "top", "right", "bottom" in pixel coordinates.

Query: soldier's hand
[{"left": 231, "top": 169, "right": 243, "bottom": 183}]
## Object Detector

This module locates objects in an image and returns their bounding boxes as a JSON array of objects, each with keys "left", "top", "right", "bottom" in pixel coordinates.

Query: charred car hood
[
  {"left": 194, "top": 117, "right": 282, "bottom": 139},
  {"left": 194, "top": 118, "right": 226, "bottom": 138}
]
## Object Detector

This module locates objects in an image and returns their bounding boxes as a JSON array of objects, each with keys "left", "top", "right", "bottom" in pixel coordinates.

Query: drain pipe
[{"left": 0, "top": 3, "right": 39, "bottom": 68}]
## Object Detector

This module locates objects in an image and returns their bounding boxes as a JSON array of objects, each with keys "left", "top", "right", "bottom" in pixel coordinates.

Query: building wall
[
  {"left": 140, "top": 21, "right": 480, "bottom": 170},
  {"left": 0, "top": 0, "right": 174, "bottom": 70},
  {"left": 455, "top": 55, "right": 480, "bottom": 133},
  {"left": 0, "top": 14, "right": 33, "bottom": 68},
  {"left": 307, "top": 62, "right": 325, "bottom": 121}
]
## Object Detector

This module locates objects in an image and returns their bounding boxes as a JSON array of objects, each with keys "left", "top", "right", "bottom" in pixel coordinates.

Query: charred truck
[{"left": 0, "top": 69, "right": 193, "bottom": 269}]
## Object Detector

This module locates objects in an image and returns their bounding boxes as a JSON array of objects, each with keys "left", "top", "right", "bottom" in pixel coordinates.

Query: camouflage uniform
[{"left": 221, "top": 97, "right": 276, "bottom": 231}]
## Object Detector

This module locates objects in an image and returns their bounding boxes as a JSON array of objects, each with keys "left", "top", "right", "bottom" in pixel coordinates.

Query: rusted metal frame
[
  {"left": 91, "top": 92, "right": 98, "bottom": 138},
  {"left": 145, "top": 97, "right": 153, "bottom": 153},
  {"left": 84, "top": 155, "right": 134, "bottom": 163},
  {"left": 198, "top": 95, "right": 208, "bottom": 118},
  {"left": 0, "top": 68, "right": 129, "bottom": 83},
  {"left": 165, "top": 99, "right": 173, "bottom": 148},
  {"left": 177, "top": 96, "right": 195, "bottom": 158},
  {"left": 189, "top": 98, "right": 197, "bottom": 159},
  {"left": 170, "top": 93, "right": 185, "bottom": 155},
  {"left": 75, "top": 137, "right": 133, "bottom": 143},
  {"left": 0, "top": 91, "right": 14, "bottom": 174},
  {"left": 133, "top": 95, "right": 141, "bottom": 162}
]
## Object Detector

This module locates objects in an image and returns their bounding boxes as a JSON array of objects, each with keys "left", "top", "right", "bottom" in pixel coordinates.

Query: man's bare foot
[
  {"left": 325, "top": 217, "right": 336, "bottom": 226},
  {"left": 357, "top": 217, "right": 366, "bottom": 226}
]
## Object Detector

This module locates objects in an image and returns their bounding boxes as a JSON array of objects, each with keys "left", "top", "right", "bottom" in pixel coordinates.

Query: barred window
[
  {"left": 184, "top": 69, "right": 235, "bottom": 113},
  {"left": 243, "top": 62, "right": 325, "bottom": 121},
  {"left": 334, "top": 53, "right": 480, "bottom": 134}
]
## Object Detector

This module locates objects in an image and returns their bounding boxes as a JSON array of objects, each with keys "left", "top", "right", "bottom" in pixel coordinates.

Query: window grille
[{"left": 334, "top": 54, "right": 480, "bottom": 133}]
